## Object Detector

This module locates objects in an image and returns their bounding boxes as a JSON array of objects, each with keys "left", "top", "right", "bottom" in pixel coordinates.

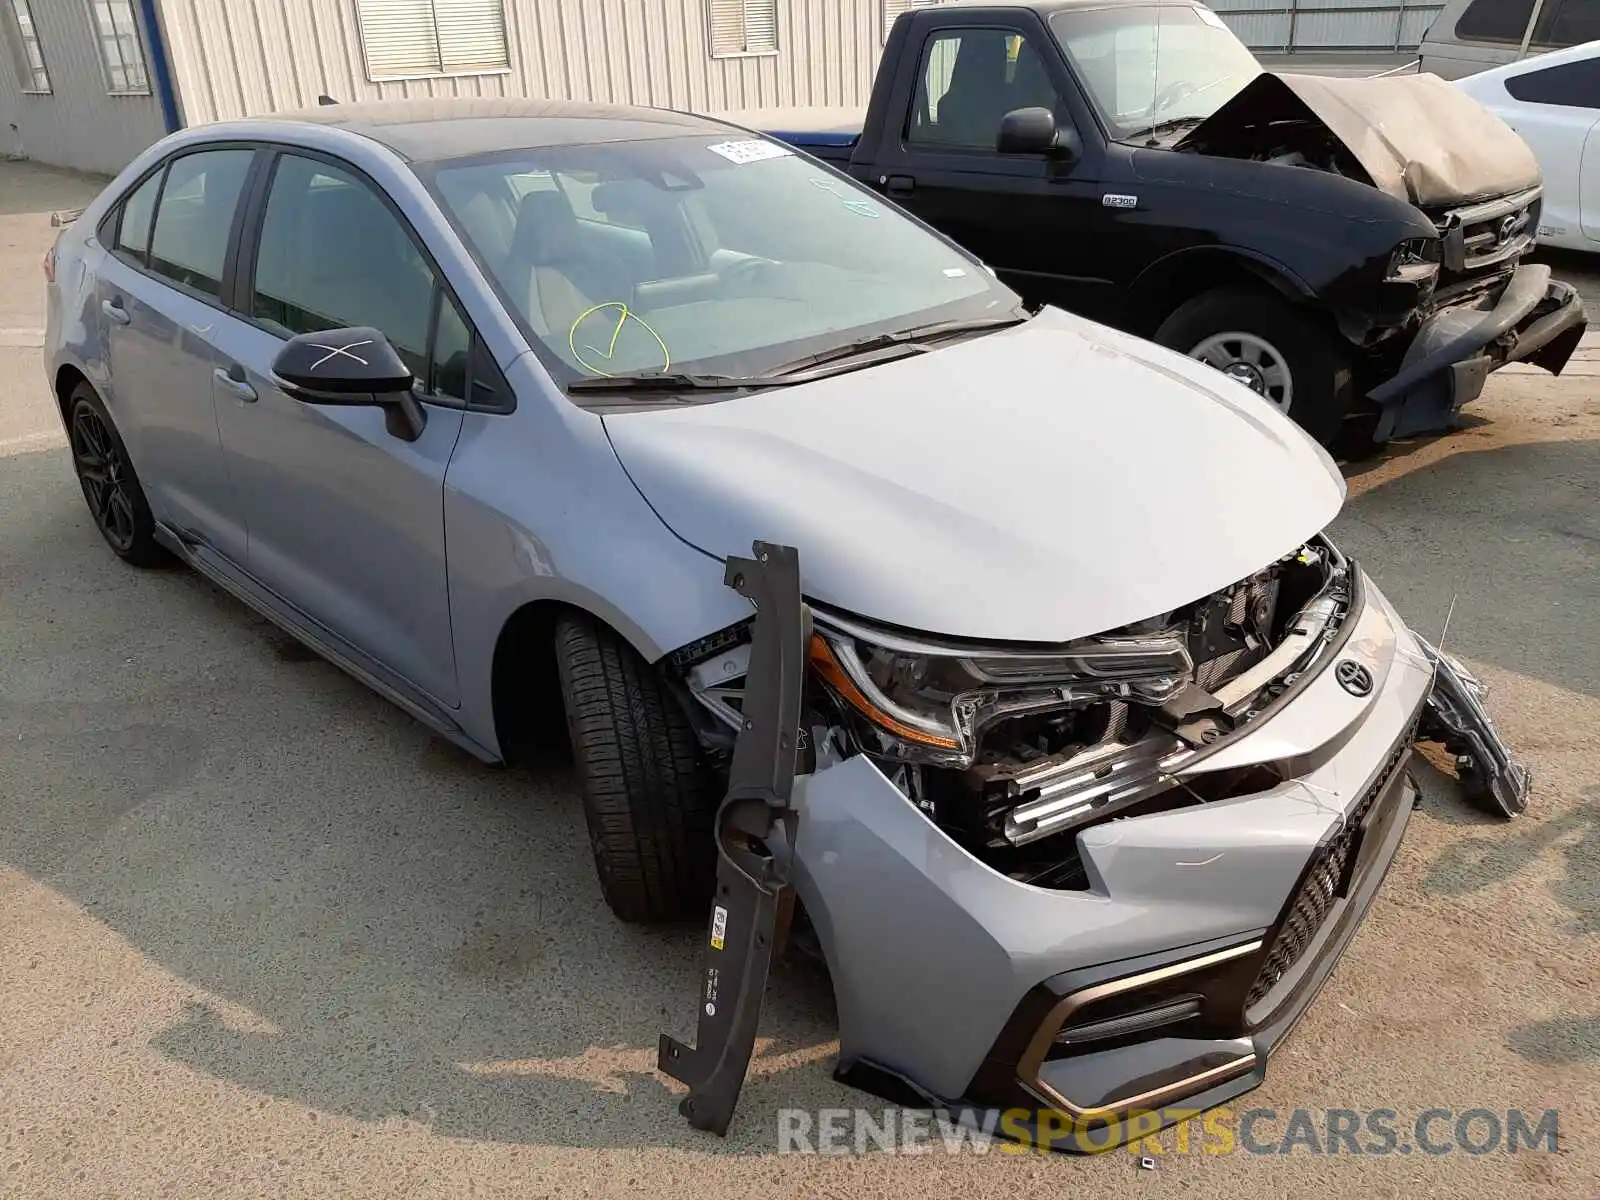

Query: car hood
[
  {"left": 1177, "top": 71, "right": 1540, "bottom": 208},
  {"left": 601, "top": 308, "right": 1346, "bottom": 644}
]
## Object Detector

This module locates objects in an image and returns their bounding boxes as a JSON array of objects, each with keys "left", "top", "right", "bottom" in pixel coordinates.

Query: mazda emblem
[{"left": 1335, "top": 659, "right": 1374, "bottom": 697}]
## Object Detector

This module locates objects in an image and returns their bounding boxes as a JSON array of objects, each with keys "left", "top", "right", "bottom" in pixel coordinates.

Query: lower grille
[{"left": 1245, "top": 718, "right": 1417, "bottom": 1010}]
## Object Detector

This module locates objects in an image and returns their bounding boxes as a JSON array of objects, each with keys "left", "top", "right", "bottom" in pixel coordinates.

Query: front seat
[
  {"left": 506, "top": 189, "right": 636, "bottom": 340},
  {"left": 935, "top": 32, "right": 1015, "bottom": 148}
]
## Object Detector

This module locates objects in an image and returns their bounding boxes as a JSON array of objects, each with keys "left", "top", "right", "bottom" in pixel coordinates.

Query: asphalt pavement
[{"left": 1, "top": 158, "right": 1596, "bottom": 1199}]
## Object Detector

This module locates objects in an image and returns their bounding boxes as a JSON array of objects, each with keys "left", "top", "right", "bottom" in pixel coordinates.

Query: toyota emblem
[{"left": 1335, "top": 659, "right": 1374, "bottom": 697}]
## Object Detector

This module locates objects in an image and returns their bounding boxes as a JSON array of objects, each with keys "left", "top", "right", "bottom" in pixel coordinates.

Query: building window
[
  {"left": 883, "top": 0, "right": 945, "bottom": 43},
  {"left": 88, "top": 0, "right": 150, "bottom": 95},
  {"left": 708, "top": 0, "right": 778, "bottom": 58},
  {"left": 4, "top": 0, "right": 50, "bottom": 93},
  {"left": 355, "top": 0, "right": 510, "bottom": 80}
]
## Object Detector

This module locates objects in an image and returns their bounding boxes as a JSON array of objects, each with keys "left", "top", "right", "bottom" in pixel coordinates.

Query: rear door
[
  {"left": 865, "top": 13, "right": 1119, "bottom": 318},
  {"left": 207, "top": 150, "right": 468, "bottom": 706},
  {"left": 94, "top": 147, "right": 257, "bottom": 560},
  {"left": 1497, "top": 53, "right": 1600, "bottom": 245}
]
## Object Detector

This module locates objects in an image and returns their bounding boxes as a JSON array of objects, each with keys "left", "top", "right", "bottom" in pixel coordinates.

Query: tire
[
  {"left": 65, "top": 383, "right": 168, "bottom": 567},
  {"left": 553, "top": 613, "right": 718, "bottom": 922},
  {"left": 1155, "top": 287, "right": 1354, "bottom": 447}
]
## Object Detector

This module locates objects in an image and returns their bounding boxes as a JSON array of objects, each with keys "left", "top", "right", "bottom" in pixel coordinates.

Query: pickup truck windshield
[
  {"left": 424, "top": 136, "right": 1017, "bottom": 388},
  {"left": 1050, "top": 4, "right": 1262, "bottom": 143}
]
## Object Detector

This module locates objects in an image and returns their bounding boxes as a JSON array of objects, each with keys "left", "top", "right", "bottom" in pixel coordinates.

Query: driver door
[
  {"left": 207, "top": 151, "right": 467, "bottom": 707},
  {"left": 868, "top": 14, "right": 1119, "bottom": 319}
]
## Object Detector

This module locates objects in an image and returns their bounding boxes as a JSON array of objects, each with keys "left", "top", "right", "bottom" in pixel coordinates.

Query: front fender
[
  {"left": 1126, "top": 245, "right": 1315, "bottom": 335},
  {"left": 443, "top": 378, "right": 751, "bottom": 758}
]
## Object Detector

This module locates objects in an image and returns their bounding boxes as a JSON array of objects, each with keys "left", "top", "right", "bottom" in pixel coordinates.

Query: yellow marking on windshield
[{"left": 569, "top": 302, "right": 672, "bottom": 378}]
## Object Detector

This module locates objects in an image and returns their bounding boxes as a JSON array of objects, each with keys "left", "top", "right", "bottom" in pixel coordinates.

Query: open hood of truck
[
  {"left": 602, "top": 308, "right": 1345, "bottom": 644},
  {"left": 1176, "top": 71, "right": 1540, "bottom": 208}
]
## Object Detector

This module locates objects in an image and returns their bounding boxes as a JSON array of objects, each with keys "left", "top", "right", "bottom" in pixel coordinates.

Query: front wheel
[
  {"left": 553, "top": 613, "right": 718, "bottom": 923},
  {"left": 1155, "top": 287, "right": 1354, "bottom": 447}
]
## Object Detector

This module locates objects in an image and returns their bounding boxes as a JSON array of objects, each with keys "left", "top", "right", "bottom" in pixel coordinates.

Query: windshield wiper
[
  {"left": 566, "top": 372, "right": 788, "bottom": 395},
  {"left": 766, "top": 313, "right": 1029, "bottom": 378},
  {"left": 565, "top": 314, "right": 1029, "bottom": 395}
]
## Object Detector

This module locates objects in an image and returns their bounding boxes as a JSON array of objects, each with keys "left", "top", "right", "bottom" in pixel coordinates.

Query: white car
[{"left": 1455, "top": 41, "right": 1600, "bottom": 253}]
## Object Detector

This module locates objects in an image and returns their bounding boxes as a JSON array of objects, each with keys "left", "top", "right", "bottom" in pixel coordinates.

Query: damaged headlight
[
  {"left": 1386, "top": 237, "right": 1440, "bottom": 285},
  {"left": 807, "top": 611, "right": 1193, "bottom": 766}
]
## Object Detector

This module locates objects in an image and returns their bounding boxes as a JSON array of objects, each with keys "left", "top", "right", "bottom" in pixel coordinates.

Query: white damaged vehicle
[{"left": 43, "top": 100, "right": 1529, "bottom": 1148}]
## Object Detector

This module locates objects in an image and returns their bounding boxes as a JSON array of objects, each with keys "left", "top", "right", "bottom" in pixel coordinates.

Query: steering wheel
[
  {"left": 1152, "top": 79, "right": 1197, "bottom": 116},
  {"left": 720, "top": 256, "right": 780, "bottom": 291}
]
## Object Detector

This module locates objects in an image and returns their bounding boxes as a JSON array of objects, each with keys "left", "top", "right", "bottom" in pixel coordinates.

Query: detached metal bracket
[
  {"left": 1417, "top": 637, "right": 1530, "bottom": 818},
  {"left": 658, "top": 541, "right": 810, "bottom": 1136}
]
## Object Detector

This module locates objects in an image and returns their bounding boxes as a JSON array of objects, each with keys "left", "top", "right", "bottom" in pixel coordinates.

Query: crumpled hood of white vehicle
[{"left": 603, "top": 307, "right": 1346, "bottom": 643}]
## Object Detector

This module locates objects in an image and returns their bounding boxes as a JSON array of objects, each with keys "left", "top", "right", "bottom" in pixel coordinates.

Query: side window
[
  {"left": 112, "top": 167, "right": 164, "bottom": 263},
  {"left": 1455, "top": 0, "right": 1536, "bottom": 43},
  {"left": 251, "top": 154, "right": 437, "bottom": 380},
  {"left": 907, "top": 29, "right": 1061, "bottom": 151},
  {"left": 147, "top": 149, "right": 254, "bottom": 299},
  {"left": 1535, "top": 0, "right": 1600, "bottom": 47},
  {"left": 431, "top": 294, "right": 471, "bottom": 401},
  {"left": 1505, "top": 58, "right": 1600, "bottom": 107}
]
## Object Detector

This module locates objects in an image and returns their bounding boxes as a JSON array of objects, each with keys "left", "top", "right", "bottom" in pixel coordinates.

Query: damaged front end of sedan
[{"left": 659, "top": 539, "right": 1530, "bottom": 1146}]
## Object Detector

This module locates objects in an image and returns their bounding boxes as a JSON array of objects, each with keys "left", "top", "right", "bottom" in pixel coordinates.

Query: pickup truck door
[{"left": 853, "top": 11, "right": 1121, "bottom": 321}]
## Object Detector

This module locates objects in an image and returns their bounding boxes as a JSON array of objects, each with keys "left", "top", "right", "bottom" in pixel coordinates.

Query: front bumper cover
[
  {"left": 1367, "top": 263, "right": 1586, "bottom": 442},
  {"left": 661, "top": 544, "right": 1532, "bottom": 1146}
]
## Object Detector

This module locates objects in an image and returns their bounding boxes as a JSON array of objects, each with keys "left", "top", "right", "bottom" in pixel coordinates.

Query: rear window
[
  {"left": 1537, "top": 0, "right": 1600, "bottom": 46},
  {"left": 1505, "top": 57, "right": 1600, "bottom": 106},
  {"left": 113, "top": 168, "right": 163, "bottom": 263},
  {"left": 146, "top": 149, "right": 254, "bottom": 300},
  {"left": 1455, "top": 0, "right": 1536, "bottom": 43}
]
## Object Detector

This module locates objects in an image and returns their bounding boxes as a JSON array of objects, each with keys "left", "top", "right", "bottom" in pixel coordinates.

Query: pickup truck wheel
[
  {"left": 554, "top": 614, "right": 717, "bottom": 923},
  {"left": 1156, "top": 289, "right": 1353, "bottom": 446}
]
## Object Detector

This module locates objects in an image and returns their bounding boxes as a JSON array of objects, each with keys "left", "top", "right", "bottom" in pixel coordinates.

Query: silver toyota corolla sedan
[{"left": 44, "top": 99, "right": 1528, "bottom": 1146}]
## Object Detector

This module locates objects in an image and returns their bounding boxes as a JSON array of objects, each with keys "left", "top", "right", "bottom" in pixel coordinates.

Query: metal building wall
[
  {"left": 0, "top": 2, "right": 169, "bottom": 173},
  {"left": 1209, "top": 1, "right": 1446, "bottom": 53},
  {"left": 157, "top": 0, "right": 885, "bottom": 127}
]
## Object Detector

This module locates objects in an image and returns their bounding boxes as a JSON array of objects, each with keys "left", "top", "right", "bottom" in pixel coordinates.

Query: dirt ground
[{"left": 1, "top": 158, "right": 1596, "bottom": 1198}]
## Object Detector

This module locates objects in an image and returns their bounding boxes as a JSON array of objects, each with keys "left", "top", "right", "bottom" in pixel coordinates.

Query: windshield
[
  {"left": 1050, "top": 4, "right": 1261, "bottom": 142},
  {"left": 422, "top": 135, "right": 1018, "bottom": 388}
]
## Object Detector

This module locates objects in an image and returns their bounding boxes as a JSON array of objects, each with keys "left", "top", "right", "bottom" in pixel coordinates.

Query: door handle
[
  {"left": 885, "top": 174, "right": 916, "bottom": 198},
  {"left": 213, "top": 365, "right": 257, "bottom": 402},
  {"left": 101, "top": 298, "right": 130, "bottom": 325}
]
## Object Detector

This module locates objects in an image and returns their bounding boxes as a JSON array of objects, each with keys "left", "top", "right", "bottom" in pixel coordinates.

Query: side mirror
[
  {"left": 997, "top": 107, "right": 1080, "bottom": 162},
  {"left": 271, "top": 326, "right": 427, "bottom": 441}
]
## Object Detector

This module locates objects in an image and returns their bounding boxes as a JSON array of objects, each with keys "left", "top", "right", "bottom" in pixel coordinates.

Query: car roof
[{"left": 257, "top": 98, "right": 736, "bottom": 162}]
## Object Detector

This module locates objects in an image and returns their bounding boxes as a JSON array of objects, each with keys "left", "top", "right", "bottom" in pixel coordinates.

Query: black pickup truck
[{"left": 731, "top": 0, "right": 1586, "bottom": 447}]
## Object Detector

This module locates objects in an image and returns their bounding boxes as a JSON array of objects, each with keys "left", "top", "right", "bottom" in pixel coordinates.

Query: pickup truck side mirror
[
  {"left": 997, "top": 107, "right": 1080, "bottom": 163},
  {"left": 271, "top": 326, "right": 428, "bottom": 441}
]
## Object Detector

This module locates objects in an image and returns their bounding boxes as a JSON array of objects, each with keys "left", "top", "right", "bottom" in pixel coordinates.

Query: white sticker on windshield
[
  {"left": 706, "top": 139, "right": 793, "bottom": 165},
  {"left": 943, "top": 268, "right": 967, "bottom": 278},
  {"left": 1194, "top": 5, "right": 1227, "bottom": 29}
]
